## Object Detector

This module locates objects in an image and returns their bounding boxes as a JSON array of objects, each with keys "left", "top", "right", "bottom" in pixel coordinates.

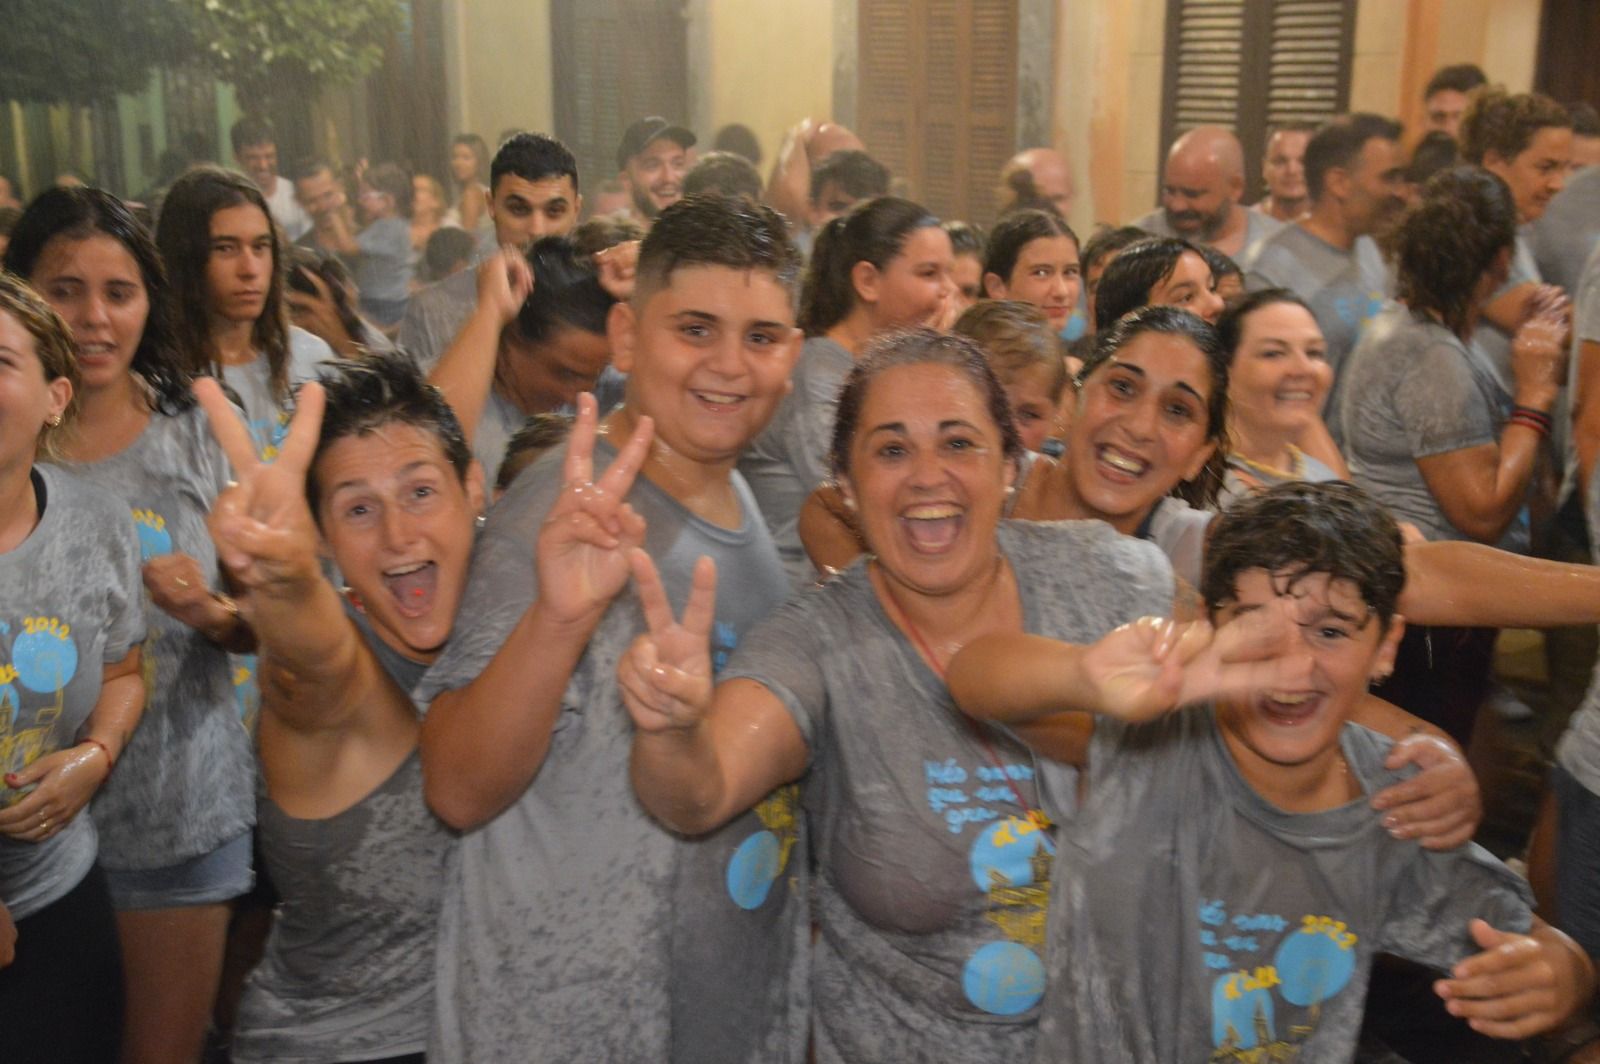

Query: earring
[
  {"left": 843, "top": 496, "right": 856, "bottom": 511},
  {"left": 475, "top": 514, "right": 487, "bottom": 531},
  {"left": 47, "top": 414, "right": 62, "bottom": 428}
]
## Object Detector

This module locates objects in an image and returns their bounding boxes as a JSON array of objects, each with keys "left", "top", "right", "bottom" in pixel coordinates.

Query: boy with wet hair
[
  {"left": 949, "top": 481, "right": 1594, "bottom": 1061},
  {"left": 417, "top": 193, "right": 807, "bottom": 1063}
]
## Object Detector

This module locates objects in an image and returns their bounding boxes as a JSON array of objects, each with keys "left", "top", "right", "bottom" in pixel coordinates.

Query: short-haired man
[
  {"left": 1424, "top": 64, "right": 1489, "bottom": 140},
  {"left": 998, "top": 147, "right": 1075, "bottom": 218},
  {"left": 232, "top": 115, "right": 311, "bottom": 240},
  {"left": 1253, "top": 122, "right": 1316, "bottom": 222},
  {"left": 416, "top": 195, "right": 806, "bottom": 1062},
  {"left": 617, "top": 116, "right": 696, "bottom": 225},
  {"left": 1530, "top": 103, "right": 1600, "bottom": 296},
  {"left": 1240, "top": 113, "right": 1405, "bottom": 432},
  {"left": 399, "top": 132, "right": 583, "bottom": 366},
  {"left": 683, "top": 150, "right": 764, "bottom": 201},
  {"left": 1132, "top": 126, "right": 1282, "bottom": 258}
]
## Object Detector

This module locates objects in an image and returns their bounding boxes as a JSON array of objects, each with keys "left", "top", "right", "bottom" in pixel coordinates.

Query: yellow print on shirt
[{"left": 753, "top": 783, "right": 801, "bottom": 876}]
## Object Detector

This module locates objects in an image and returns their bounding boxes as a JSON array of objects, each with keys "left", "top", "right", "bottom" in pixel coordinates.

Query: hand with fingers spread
[
  {"left": 618, "top": 552, "right": 717, "bottom": 732},
  {"left": 594, "top": 240, "right": 640, "bottom": 302},
  {"left": 194, "top": 377, "right": 327, "bottom": 602},
  {"left": 535, "top": 394, "right": 655, "bottom": 628},
  {"left": 1369, "top": 732, "right": 1481, "bottom": 849},
  {"left": 1078, "top": 597, "right": 1306, "bottom": 722},
  {"left": 1435, "top": 918, "right": 1595, "bottom": 1039}
]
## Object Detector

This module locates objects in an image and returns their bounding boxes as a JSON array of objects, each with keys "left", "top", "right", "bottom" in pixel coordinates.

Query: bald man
[
  {"left": 1132, "top": 126, "right": 1282, "bottom": 259},
  {"left": 997, "top": 147, "right": 1075, "bottom": 218}
]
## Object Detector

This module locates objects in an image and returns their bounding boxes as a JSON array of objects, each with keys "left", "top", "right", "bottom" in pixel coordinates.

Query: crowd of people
[{"left": 5, "top": 56, "right": 1600, "bottom": 1064}]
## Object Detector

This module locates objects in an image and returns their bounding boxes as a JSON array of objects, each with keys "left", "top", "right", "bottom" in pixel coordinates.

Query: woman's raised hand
[
  {"left": 536, "top": 394, "right": 654, "bottom": 627},
  {"left": 194, "top": 378, "right": 325, "bottom": 598},
  {"left": 618, "top": 551, "right": 717, "bottom": 733}
]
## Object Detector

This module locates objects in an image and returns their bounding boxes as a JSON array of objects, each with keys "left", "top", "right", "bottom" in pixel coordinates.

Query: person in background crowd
[
  {"left": 1460, "top": 89, "right": 1574, "bottom": 402},
  {"left": 1094, "top": 236, "right": 1226, "bottom": 330},
  {"left": 158, "top": 166, "right": 335, "bottom": 460},
  {"left": 1425, "top": 63, "right": 1490, "bottom": 140},
  {"left": 764, "top": 118, "right": 866, "bottom": 228},
  {"left": 740, "top": 195, "right": 956, "bottom": 584},
  {"left": 682, "top": 151, "right": 764, "bottom": 202},
  {"left": 1076, "top": 225, "right": 1150, "bottom": 345},
  {"left": 571, "top": 214, "right": 645, "bottom": 260},
  {"left": 713, "top": 123, "right": 763, "bottom": 167},
  {"left": 1253, "top": 122, "right": 1315, "bottom": 223},
  {"left": 617, "top": 116, "right": 695, "bottom": 226},
  {"left": 1199, "top": 245, "right": 1244, "bottom": 308},
  {"left": 998, "top": 147, "right": 1075, "bottom": 219},
  {"left": 1341, "top": 166, "right": 1567, "bottom": 747},
  {"left": 1240, "top": 113, "right": 1404, "bottom": 438},
  {"left": 410, "top": 174, "right": 458, "bottom": 268},
  {"left": 420, "top": 227, "right": 477, "bottom": 287},
  {"left": 493, "top": 412, "right": 572, "bottom": 500},
  {"left": 449, "top": 133, "right": 492, "bottom": 237},
  {"left": 400, "top": 133, "right": 584, "bottom": 368},
  {"left": 807, "top": 150, "right": 891, "bottom": 234},
  {"left": 981, "top": 208, "right": 1081, "bottom": 336},
  {"left": 427, "top": 238, "right": 620, "bottom": 485},
  {"left": 1403, "top": 130, "right": 1461, "bottom": 207},
  {"left": 953, "top": 298, "right": 1069, "bottom": 452},
  {"left": 0, "top": 269, "right": 148, "bottom": 1064},
  {"left": 295, "top": 160, "right": 413, "bottom": 332},
  {"left": 286, "top": 246, "right": 396, "bottom": 358},
  {"left": 230, "top": 116, "right": 310, "bottom": 242},
  {"left": 944, "top": 220, "right": 986, "bottom": 315},
  {"left": 1133, "top": 126, "right": 1283, "bottom": 259}
]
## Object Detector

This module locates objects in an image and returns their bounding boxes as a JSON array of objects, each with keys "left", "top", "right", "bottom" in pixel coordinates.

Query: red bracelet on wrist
[{"left": 80, "top": 738, "right": 115, "bottom": 772}]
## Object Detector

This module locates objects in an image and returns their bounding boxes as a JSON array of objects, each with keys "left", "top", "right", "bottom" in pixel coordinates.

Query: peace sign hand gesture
[
  {"left": 194, "top": 377, "right": 327, "bottom": 599},
  {"left": 618, "top": 551, "right": 718, "bottom": 732},
  {"left": 536, "top": 394, "right": 655, "bottom": 628}
]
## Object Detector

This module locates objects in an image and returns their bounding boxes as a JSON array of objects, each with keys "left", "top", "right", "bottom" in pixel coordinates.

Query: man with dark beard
[
  {"left": 617, "top": 116, "right": 696, "bottom": 227},
  {"left": 1132, "top": 126, "right": 1282, "bottom": 259}
]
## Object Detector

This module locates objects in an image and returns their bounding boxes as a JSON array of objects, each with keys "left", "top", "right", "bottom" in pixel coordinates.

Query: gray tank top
[{"left": 232, "top": 645, "right": 451, "bottom": 1062}]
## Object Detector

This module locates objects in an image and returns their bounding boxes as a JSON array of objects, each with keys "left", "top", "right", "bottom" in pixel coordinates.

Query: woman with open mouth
[
  {"left": 197, "top": 352, "right": 477, "bottom": 1064},
  {"left": 740, "top": 195, "right": 956, "bottom": 585}
]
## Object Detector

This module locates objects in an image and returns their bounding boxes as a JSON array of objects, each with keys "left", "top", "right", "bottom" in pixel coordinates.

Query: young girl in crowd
[
  {"left": 449, "top": 133, "right": 492, "bottom": 236},
  {"left": 739, "top": 195, "right": 956, "bottom": 584},
  {"left": 0, "top": 273, "right": 146, "bottom": 1064},
  {"left": 980, "top": 208, "right": 1082, "bottom": 336},
  {"left": 5, "top": 186, "right": 255, "bottom": 1064},
  {"left": 196, "top": 355, "right": 469, "bottom": 1064}
]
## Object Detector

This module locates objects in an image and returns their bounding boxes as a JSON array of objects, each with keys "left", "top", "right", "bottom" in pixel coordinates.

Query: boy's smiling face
[{"left": 1212, "top": 568, "right": 1403, "bottom": 794}]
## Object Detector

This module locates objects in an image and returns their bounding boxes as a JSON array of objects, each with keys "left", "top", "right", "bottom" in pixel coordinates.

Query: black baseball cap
[{"left": 616, "top": 117, "right": 697, "bottom": 171}]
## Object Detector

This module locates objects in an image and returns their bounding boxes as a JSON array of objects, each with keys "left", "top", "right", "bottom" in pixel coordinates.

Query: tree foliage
[
  {"left": 0, "top": 0, "right": 186, "bottom": 105},
  {"left": 179, "top": 0, "right": 408, "bottom": 106}
]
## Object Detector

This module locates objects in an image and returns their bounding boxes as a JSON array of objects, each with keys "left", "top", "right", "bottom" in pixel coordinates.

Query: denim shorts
[{"left": 104, "top": 831, "right": 254, "bottom": 911}]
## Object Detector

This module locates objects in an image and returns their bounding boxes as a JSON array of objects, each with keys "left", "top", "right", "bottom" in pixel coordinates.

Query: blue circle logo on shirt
[
  {"left": 726, "top": 829, "right": 782, "bottom": 910},
  {"left": 962, "top": 941, "right": 1045, "bottom": 1015},
  {"left": 13, "top": 629, "right": 78, "bottom": 693},
  {"left": 1274, "top": 926, "right": 1356, "bottom": 1006},
  {"left": 969, "top": 816, "right": 1054, "bottom": 893}
]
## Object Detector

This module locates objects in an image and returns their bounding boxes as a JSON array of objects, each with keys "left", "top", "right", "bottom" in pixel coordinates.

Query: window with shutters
[
  {"left": 856, "top": 0, "right": 1019, "bottom": 225},
  {"left": 551, "top": 2, "right": 688, "bottom": 194},
  {"left": 1160, "top": 0, "right": 1356, "bottom": 204}
]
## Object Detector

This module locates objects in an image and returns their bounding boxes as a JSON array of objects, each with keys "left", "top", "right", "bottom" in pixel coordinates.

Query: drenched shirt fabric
[
  {"left": 1468, "top": 231, "right": 1540, "bottom": 400},
  {"left": 739, "top": 336, "right": 855, "bottom": 587},
  {"left": 219, "top": 326, "right": 336, "bottom": 461},
  {"left": 1530, "top": 165, "right": 1600, "bottom": 294},
  {"left": 1239, "top": 225, "right": 1390, "bottom": 441},
  {"left": 0, "top": 466, "right": 145, "bottom": 918},
  {"left": 1035, "top": 709, "right": 1533, "bottom": 1062},
  {"left": 64, "top": 405, "right": 251, "bottom": 871},
  {"left": 415, "top": 441, "right": 807, "bottom": 1064},
  {"left": 1340, "top": 304, "right": 1525, "bottom": 549},
  {"left": 721, "top": 520, "right": 1173, "bottom": 1062}
]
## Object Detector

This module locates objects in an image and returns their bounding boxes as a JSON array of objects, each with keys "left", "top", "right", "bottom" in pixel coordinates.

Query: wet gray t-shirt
[
  {"left": 397, "top": 267, "right": 477, "bottom": 370},
  {"left": 1240, "top": 225, "right": 1390, "bottom": 438},
  {"left": 0, "top": 466, "right": 145, "bottom": 918},
  {"left": 1530, "top": 165, "right": 1600, "bottom": 294},
  {"left": 346, "top": 216, "right": 413, "bottom": 306},
  {"left": 64, "top": 405, "right": 252, "bottom": 870},
  {"left": 1341, "top": 304, "right": 1522, "bottom": 548},
  {"left": 1036, "top": 710, "right": 1533, "bottom": 1062},
  {"left": 415, "top": 441, "right": 806, "bottom": 1064},
  {"left": 1468, "top": 231, "right": 1541, "bottom": 399},
  {"left": 721, "top": 520, "right": 1174, "bottom": 1062},
  {"left": 739, "top": 336, "right": 854, "bottom": 586},
  {"left": 220, "top": 326, "right": 335, "bottom": 461}
]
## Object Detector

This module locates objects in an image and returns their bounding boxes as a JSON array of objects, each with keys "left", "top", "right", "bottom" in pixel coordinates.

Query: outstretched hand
[
  {"left": 618, "top": 551, "right": 717, "bottom": 732},
  {"left": 536, "top": 394, "right": 654, "bottom": 627},
  {"left": 194, "top": 377, "right": 326, "bottom": 599},
  {"left": 1436, "top": 919, "right": 1591, "bottom": 1039},
  {"left": 594, "top": 241, "right": 640, "bottom": 301},
  {"left": 1079, "top": 598, "right": 1308, "bottom": 722}
]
